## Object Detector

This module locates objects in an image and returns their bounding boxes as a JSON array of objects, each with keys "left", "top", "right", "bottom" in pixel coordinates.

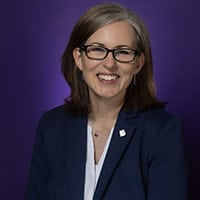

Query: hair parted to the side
[{"left": 61, "top": 2, "right": 166, "bottom": 115}]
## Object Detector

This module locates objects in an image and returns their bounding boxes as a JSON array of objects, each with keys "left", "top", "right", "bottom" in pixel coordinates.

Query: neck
[{"left": 89, "top": 95, "right": 124, "bottom": 125}]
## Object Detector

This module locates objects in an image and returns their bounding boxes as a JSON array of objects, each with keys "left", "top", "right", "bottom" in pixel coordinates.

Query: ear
[
  {"left": 134, "top": 53, "right": 145, "bottom": 74},
  {"left": 73, "top": 47, "right": 83, "bottom": 71}
]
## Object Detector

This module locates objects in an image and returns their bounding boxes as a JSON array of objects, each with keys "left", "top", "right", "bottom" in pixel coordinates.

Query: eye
[
  {"left": 115, "top": 49, "right": 132, "bottom": 56},
  {"left": 87, "top": 46, "right": 106, "bottom": 53}
]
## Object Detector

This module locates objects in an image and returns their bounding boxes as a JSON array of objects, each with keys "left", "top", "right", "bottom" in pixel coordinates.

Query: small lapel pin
[{"left": 119, "top": 129, "right": 126, "bottom": 137}]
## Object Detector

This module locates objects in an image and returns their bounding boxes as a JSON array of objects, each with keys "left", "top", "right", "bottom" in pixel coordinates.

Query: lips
[{"left": 97, "top": 74, "right": 119, "bottom": 81}]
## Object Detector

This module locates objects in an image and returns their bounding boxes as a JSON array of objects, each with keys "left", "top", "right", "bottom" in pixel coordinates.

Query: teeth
[{"left": 98, "top": 74, "right": 118, "bottom": 81}]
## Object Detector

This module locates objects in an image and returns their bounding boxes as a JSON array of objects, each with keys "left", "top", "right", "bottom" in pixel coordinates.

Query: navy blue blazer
[{"left": 26, "top": 105, "right": 188, "bottom": 200}]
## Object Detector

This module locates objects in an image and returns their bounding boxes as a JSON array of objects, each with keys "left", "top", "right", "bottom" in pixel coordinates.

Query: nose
[{"left": 102, "top": 52, "right": 116, "bottom": 68}]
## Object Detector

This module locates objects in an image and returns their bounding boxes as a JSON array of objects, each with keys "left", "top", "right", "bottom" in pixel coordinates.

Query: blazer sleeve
[
  {"left": 147, "top": 117, "right": 188, "bottom": 200},
  {"left": 26, "top": 113, "right": 51, "bottom": 200}
]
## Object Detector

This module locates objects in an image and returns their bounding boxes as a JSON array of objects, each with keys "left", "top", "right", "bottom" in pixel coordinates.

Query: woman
[{"left": 26, "top": 3, "right": 188, "bottom": 200}]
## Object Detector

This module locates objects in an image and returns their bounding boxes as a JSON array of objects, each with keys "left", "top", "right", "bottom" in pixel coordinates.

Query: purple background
[{"left": 1, "top": 0, "right": 199, "bottom": 199}]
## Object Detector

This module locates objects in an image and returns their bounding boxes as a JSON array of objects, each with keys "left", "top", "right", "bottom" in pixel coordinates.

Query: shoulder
[
  {"left": 44, "top": 105, "right": 67, "bottom": 121},
  {"left": 35, "top": 105, "right": 85, "bottom": 162},
  {"left": 41, "top": 105, "right": 79, "bottom": 125},
  {"left": 141, "top": 107, "right": 176, "bottom": 120},
  {"left": 138, "top": 107, "right": 181, "bottom": 131},
  {"left": 36, "top": 105, "right": 72, "bottom": 142},
  {"left": 37, "top": 105, "right": 87, "bottom": 135},
  {"left": 135, "top": 108, "right": 183, "bottom": 149},
  {"left": 136, "top": 108, "right": 184, "bottom": 155},
  {"left": 36, "top": 105, "right": 67, "bottom": 139}
]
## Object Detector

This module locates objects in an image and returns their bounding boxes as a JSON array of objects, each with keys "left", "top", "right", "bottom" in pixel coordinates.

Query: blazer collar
[{"left": 93, "top": 109, "right": 139, "bottom": 199}]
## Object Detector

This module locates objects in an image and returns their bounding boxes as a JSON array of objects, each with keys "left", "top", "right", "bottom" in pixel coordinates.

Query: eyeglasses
[{"left": 79, "top": 45, "right": 140, "bottom": 63}]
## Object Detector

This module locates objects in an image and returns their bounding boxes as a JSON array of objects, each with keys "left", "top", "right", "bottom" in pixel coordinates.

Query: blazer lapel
[
  {"left": 93, "top": 110, "right": 139, "bottom": 200},
  {"left": 64, "top": 115, "right": 87, "bottom": 200}
]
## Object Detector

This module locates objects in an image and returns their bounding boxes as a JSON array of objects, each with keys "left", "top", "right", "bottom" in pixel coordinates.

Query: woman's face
[{"left": 73, "top": 21, "right": 144, "bottom": 103}]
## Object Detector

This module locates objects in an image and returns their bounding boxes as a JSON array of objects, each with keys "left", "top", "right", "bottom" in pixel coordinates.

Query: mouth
[{"left": 97, "top": 73, "right": 119, "bottom": 81}]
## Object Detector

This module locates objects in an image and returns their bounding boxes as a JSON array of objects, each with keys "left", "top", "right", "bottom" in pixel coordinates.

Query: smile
[{"left": 97, "top": 74, "right": 119, "bottom": 81}]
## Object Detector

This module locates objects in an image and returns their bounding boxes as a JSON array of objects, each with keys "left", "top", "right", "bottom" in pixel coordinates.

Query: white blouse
[{"left": 84, "top": 125, "right": 114, "bottom": 200}]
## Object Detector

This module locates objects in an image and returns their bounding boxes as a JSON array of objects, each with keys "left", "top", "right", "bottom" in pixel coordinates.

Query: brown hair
[{"left": 61, "top": 2, "right": 166, "bottom": 115}]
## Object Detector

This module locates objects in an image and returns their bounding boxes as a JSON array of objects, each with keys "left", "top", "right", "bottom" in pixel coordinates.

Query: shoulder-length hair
[{"left": 61, "top": 2, "right": 166, "bottom": 115}]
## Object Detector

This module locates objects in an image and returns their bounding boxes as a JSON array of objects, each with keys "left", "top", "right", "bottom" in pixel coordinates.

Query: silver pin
[{"left": 119, "top": 129, "right": 126, "bottom": 137}]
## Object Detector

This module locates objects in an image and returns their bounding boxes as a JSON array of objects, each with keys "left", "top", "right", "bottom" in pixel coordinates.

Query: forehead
[{"left": 86, "top": 21, "right": 136, "bottom": 47}]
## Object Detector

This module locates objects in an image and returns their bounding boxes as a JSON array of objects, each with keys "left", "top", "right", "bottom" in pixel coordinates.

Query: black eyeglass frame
[{"left": 79, "top": 45, "right": 140, "bottom": 63}]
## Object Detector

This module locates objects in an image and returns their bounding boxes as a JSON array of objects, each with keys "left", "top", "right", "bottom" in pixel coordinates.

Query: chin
[{"left": 97, "top": 91, "right": 123, "bottom": 100}]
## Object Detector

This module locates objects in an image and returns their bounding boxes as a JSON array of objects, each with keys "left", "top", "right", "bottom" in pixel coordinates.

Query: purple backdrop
[{"left": 1, "top": 0, "right": 199, "bottom": 199}]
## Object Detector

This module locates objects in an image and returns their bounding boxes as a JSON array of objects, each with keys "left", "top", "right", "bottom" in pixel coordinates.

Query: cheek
[
  {"left": 81, "top": 61, "right": 97, "bottom": 80},
  {"left": 123, "top": 67, "right": 135, "bottom": 78},
  {"left": 121, "top": 67, "right": 136, "bottom": 85},
  {"left": 81, "top": 58, "right": 97, "bottom": 71}
]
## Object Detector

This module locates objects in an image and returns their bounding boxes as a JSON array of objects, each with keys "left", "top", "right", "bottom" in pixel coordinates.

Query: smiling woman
[
  {"left": 73, "top": 21, "right": 144, "bottom": 106},
  {"left": 26, "top": 2, "right": 188, "bottom": 200}
]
